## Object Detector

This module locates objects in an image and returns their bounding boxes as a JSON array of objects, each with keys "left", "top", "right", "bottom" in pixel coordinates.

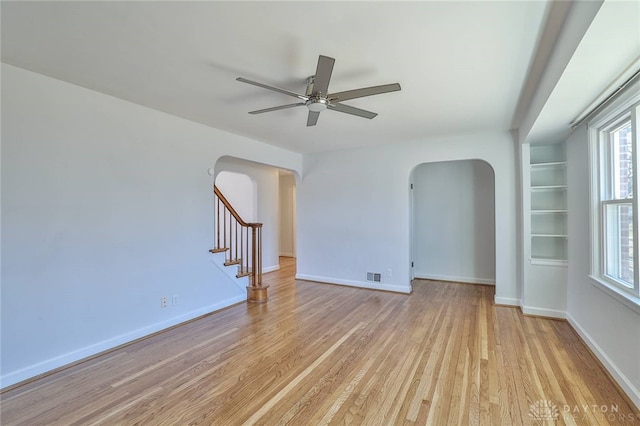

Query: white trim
[
  {"left": 295, "top": 274, "right": 412, "bottom": 294},
  {"left": 494, "top": 296, "right": 520, "bottom": 306},
  {"left": 571, "top": 58, "right": 640, "bottom": 128},
  {"left": 589, "top": 275, "right": 640, "bottom": 315},
  {"left": 588, "top": 83, "right": 640, "bottom": 300},
  {"left": 521, "top": 305, "right": 566, "bottom": 319},
  {"left": 262, "top": 265, "right": 280, "bottom": 274},
  {"left": 414, "top": 273, "right": 495, "bottom": 286},
  {"left": 279, "top": 252, "right": 295, "bottom": 258},
  {"left": 567, "top": 313, "right": 640, "bottom": 411},
  {"left": 0, "top": 295, "right": 246, "bottom": 389}
]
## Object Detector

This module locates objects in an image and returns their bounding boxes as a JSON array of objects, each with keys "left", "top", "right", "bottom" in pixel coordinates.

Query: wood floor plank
[{"left": 1, "top": 258, "right": 637, "bottom": 425}]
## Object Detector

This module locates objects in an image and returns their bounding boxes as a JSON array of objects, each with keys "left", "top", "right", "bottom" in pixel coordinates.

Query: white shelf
[
  {"left": 530, "top": 161, "right": 567, "bottom": 168},
  {"left": 530, "top": 257, "right": 568, "bottom": 267},
  {"left": 531, "top": 185, "right": 567, "bottom": 190},
  {"left": 529, "top": 143, "right": 567, "bottom": 263}
]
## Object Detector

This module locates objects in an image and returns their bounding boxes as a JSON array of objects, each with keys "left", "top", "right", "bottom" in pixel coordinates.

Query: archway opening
[
  {"left": 214, "top": 156, "right": 298, "bottom": 273},
  {"left": 410, "top": 160, "right": 496, "bottom": 287}
]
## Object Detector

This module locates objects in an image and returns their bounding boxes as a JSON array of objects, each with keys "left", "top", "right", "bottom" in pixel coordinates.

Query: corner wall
[
  {"left": 565, "top": 124, "right": 640, "bottom": 408},
  {"left": 296, "top": 131, "right": 518, "bottom": 302},
  {"left": 0, "top": 64, "right": 302, "bottom": 387}
]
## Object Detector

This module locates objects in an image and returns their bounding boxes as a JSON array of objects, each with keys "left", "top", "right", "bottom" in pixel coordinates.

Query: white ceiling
[
  {"left": 526, "top": 0, "right": 640, "bottom": 145},
  {"left": 1, "top": 1, "right": 562, "bottom": 153}
]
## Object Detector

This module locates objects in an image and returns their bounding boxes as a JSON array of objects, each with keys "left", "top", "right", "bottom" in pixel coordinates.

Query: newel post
[{"left": 246, "top": 223, "right": 268, "bottom": 303}]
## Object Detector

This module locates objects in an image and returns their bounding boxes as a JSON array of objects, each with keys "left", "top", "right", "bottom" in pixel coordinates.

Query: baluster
[
  {"left": 223, "top": 208, "right": 227, "bottom": 260},
  {"left": 228, "top": 215, "right": 233, "bottom": 262},
  {"left": 216, "top": 197, "right": 220, "bottom": 249},
  {"left": 251, "top": 225, "right": 257, "bottom": 286},
  {"left": 245, "top": 225, "right": 249, "bottom": 277},
  {"left": 240, "top": 225, "right": 244, "bottom": 274},
  {"left": 258, "top": 225, "right": 262, "bottom": 286}
]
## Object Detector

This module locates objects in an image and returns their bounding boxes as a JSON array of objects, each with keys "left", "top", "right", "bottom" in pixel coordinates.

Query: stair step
[
  {"left": 210, "top": 248, "right": 228, "bottom": 254},
  {"left": 236, "top": 271, "right": 251, "bottom": 278},
  {"left": 224, "top": 259, "right": 241, "bottom": 266}
]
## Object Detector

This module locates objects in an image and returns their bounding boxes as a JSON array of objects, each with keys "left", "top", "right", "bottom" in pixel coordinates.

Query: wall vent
[{"left": 366, "top": 272, "right": 382, "bottom": 282}]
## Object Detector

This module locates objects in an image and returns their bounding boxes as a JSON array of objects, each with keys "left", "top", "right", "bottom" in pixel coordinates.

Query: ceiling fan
[{"left": 236, "top": 55, "right": 401, "bottom": 127}]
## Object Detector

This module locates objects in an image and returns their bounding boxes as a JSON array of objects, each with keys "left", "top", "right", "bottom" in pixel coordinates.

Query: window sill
[{"left": 589, "top": 275, "right": 640, "bottom": 315}]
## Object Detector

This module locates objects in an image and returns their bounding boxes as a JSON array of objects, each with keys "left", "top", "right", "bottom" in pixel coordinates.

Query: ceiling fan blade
[
  {"left": 328, "top": 103, "right": 377, "bottom": 119},
  {"left": 237, "top": 77, "right": 308, "bottom": 100},
  {"left": 312, "top": 55, "right": 335, "bottom": 96},
  {"left": 248, "top": 102, "right": 306, "bottom": 115},
  {"left": 307, "top": 111, "right": 320, "bottom": 126},
  {"left": 328, "top": 83, "right": 401, "bottom": 102}
]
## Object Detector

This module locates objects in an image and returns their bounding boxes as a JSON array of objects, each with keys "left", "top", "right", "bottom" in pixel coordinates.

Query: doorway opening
[
  {"left": 279, "top": 170, "right": 297, "bottom": 259},
  {"left": 410, "top": 160, "right": 496, "bottom": 288},
  {"left": 214, "top": 156, "right": 298, "bottom": 274}
]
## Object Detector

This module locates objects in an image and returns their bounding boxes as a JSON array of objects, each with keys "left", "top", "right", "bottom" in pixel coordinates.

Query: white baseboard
[
  {"left": 567, "top": 313, "right": 640, "bottom": 411},
  {"left": 279, "top": 252, "right": 295, "bottom": 258},
  {"left": 295, "top": 274, "right": 412, "bottom": 294},
  {"left": 263, "top": 265, "right": 280, "bottom": 273},
  {"left": 494, "top": 296, "right": 520, "bottom": 306},
  {"left": 521, "top": 305, "right": 566, "bottom": 319},
  {"left": 414, "top": 273, "right": 495, "bottom": 285},
  {"left": 0, "top": 295, "right": 245, "bottom": 389}
]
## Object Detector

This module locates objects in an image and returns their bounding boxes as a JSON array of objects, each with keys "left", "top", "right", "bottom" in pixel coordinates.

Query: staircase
[{"left": 210, "top": 185, "right": 268, "bottom": 302}]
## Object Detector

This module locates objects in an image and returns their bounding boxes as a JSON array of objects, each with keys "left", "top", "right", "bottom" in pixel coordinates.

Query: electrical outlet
[
  {"left": 161, "top": 296, "right": 168, "bottom": 308},
  {"left": 172, "top": 295, "right": 179, "bottom": 306},
  {"left": 386, "top": 268, "right": 393, "bottom": 277}
]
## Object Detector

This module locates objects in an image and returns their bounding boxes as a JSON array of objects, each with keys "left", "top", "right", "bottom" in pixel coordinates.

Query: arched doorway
[
  {"left": 214, "top": 156, "right": 298, "bottom": 273},
  {"left": 410, "top": 160, "right": 496, "bottom": 286}
]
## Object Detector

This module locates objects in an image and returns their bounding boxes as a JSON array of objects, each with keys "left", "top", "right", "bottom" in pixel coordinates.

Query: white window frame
[{"left": 588, "top": 79, "right": 640, "bottom": 311}]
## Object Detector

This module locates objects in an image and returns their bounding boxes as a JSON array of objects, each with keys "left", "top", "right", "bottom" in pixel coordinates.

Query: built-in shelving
[{"left": 530, "top": 144, "right": 567, "bottom": 264}]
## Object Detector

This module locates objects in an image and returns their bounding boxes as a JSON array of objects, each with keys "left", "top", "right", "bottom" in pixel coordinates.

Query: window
[
  {"left": 589, "top": 81, "right": 640, "bottom": 304},
  {"left": 602, "top": 120, "right": 634, "bottom": 287}
]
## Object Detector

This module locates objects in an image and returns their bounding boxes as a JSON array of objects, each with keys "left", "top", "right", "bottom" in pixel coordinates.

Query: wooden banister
[
  {"left": 213, "top": 186, "right": 252, "bottom": 227},
  {"left": 210, "top": 185, "right": 268, "bottom": 302}
]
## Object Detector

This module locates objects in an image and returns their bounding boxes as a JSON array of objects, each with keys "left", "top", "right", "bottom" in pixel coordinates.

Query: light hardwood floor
[{"left": 1, "top": 257, "right": 637, "bottom": 425}]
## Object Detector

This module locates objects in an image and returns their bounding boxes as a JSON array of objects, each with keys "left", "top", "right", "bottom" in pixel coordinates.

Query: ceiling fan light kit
[
  {"left": 306, "top": 98, "right": 328, "bottom": 112},
  {"left": 237, "top": 55, "right": 401, "bottom": 127}
]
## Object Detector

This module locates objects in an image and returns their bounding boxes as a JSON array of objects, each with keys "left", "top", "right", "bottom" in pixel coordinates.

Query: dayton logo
[{"left": 529, "top": 400, "right": 560, "bottom": 421}]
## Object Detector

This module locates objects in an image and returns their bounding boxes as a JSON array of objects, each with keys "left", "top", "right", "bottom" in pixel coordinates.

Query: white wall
[
  {"left": 0, "top": 64, "right": 302, "bottom": 387},
  {"left": 215, "top": 171, "right": 256, "bottom": 222},
  {"left": 279, "top": 173, "right": 296, "bottom": 257},
  {"left": 296, "top": 131, "right": 517, "bottom": 302},
  {"left": 214, "top": 157, "right": 281, "bottom": 273},
  {"left": 566, "top": 124, "right": 640, "bottom": 408},
  {"left": 412, "top": 160, "right": 495, "bottom": 285}
]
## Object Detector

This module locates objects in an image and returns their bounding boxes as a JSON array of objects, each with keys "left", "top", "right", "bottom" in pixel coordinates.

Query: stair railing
[{"left": 210, "top": 185, "right": 266, "bottom": 302}]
